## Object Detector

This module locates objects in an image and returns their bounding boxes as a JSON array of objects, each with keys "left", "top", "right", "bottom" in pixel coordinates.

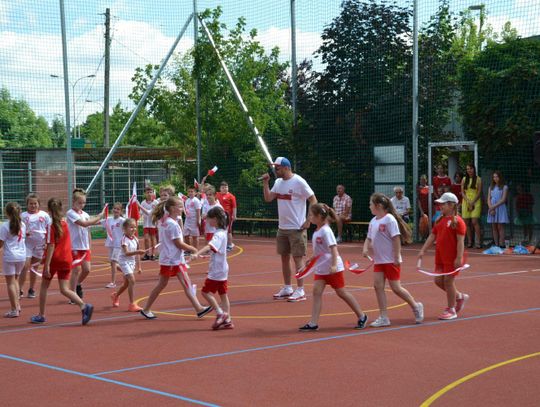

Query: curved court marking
[
  {"left": 421, "top": 352, "right": 540, "bottom": 406},
  {"left": 134, "top": 284, "right": 407, "bottom": 319}
]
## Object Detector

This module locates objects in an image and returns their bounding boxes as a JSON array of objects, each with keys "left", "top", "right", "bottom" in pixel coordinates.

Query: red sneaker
[
  {"left": 212, "top": 312, "right": 229, "bottom": 330},
  {"left": 438, "top": 307, "right": 457, "bottom": 320},
  {"left": 455, "top": 293, "right": 469, "bottom": 313},
  {"left": 111, "top": 292, "right": 120, "bottom": 308}
]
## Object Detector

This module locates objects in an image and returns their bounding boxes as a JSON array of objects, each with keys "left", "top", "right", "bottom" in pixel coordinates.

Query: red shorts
[
  {"left": 44, "top": 269, "right": 71, "bottom": 281},
  {"left": 205, "top": 233, "right": 214, "bottom": 242},
  {"left": 159, "top": 264, "right": 187, "bottom": 277},
  {"left": 143, "top": 227, "right": 157, "bottom": 236},
  {"left": 202, "top": 278, "right": 228, "bottom": 295},
  {"left": 374, "top": 263, "right": 401, "bottom": 281},
  {"left": 314, "top": 272, "right": 345, "bottom": 289},
  {"left": 72, "top": 250, "right": 91, "bottom": 266},
  {"left": 435, "top": 263, "right": 460, "bottom": 277}
]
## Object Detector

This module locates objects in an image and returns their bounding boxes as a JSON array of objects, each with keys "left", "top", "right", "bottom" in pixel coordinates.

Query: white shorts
[
  {"left": 183, "top": 223, "right": 200, "bottom": 237},
  {"left": 26, "top": 242, "right": 45, "bottom": 259},
  {"left": 118, "top": 262, "right": 135, "bottom": 276},
  {"left": 108, "top": 247, "right": 122, "bottom": 262},
  {"left": 2, "top": 260, "right": 25, "bottom": 276}
]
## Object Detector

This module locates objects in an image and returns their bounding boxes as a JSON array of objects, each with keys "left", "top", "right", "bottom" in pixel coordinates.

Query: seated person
[{"left": 390, "top": 186, "right": 411, "bottom": 223}]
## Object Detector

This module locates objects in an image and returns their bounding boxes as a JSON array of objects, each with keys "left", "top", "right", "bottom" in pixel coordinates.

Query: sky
[{"left": 1, "top": 0, "right": 539, "bottom": 127}]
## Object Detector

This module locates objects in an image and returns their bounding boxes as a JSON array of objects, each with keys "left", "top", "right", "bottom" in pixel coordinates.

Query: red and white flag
[
  {"left": 127, "top": 182, "right": 140, "bottom": 221},
  {"left": 207, "top": 165, "right": 218, "bottom": 176},
  {"left": 194, "top": 178, "right": 200, "bottom": 190},
  {"left": 103, "top": 204, "right": 113, "bottom": 239}
]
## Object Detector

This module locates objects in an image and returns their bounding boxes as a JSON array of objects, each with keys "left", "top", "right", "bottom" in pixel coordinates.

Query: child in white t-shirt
[
  {"left": 111, "top": 218, "right": 146, "bottom": 312},
  {"left": 363, "top": 193, "right": 423, "bottom": 327},
  {"left": 0, "top": 202, "right": 27, "bottom": 317},
  {"left": 299, "top": 203, "right": 368, "bottom": 331},
  {"left": 66, "top": 188, "right": 105, "bottom": 300},
  {"left": 193, "top": 206, "right": 233, "bottom": 330},
  {"left": 19, "top": 193, "right": 51, "bottom": 298},
  {"left": 139, "top": 196, "right": 212, "bottom": 320},
  {"left": 137, "top": 186, "right": 159, "bottom": 261},
  {"left": 101, "top": 202, "right": 125, "bottom": 288},
  {"left": 184, "top": 186, "right": 202, "bottom": 251},
  {"left": 201, "top": 185, "right": 222, "bottom": 242}
]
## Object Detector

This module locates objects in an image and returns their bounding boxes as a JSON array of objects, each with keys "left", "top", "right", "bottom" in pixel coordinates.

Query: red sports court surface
[{"left": 1, "top": 236, "right": 539, "bottom": 406}]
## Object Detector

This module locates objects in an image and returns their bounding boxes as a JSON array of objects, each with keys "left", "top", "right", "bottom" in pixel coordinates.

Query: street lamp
[{"left": 51, "top": 74, "right": 95, "bottom": 138}]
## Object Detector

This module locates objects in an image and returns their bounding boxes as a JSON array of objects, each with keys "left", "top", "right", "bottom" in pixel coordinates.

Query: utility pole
[
  {"left": 102, "top": 8, "right": 111, "bottom": 208},
  {"left": 194, "top": 1, "right": 202, "bottom": 182}
]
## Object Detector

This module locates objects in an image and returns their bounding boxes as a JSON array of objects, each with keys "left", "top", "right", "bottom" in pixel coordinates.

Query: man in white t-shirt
[
  {"left": 390, "top": 186, "right": 411, "bottom": 223},
  {"left": 261, "top": 157, "right": 317, "bottom": 302}
]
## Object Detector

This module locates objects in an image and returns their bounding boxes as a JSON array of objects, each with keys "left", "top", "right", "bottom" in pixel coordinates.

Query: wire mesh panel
[{"left": 0, "top": 1, "right": 539, "bottom": 244}]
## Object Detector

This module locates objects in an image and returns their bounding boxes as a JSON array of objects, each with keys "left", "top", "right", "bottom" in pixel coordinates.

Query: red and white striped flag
[
  {"left": 103, "top": 204, "right": 113, "bottom": 239},
  {"left": 194, "top": 178, "right": 200, "bottom": 190},
  {"left": 207, "top": 165, "right": 218, "bottom": 176},
  {"left": 127, "top": 182, "right": 140, "bottom": 221}
]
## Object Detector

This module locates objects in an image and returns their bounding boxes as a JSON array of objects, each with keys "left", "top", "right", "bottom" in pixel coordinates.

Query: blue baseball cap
[{"left": 272, "top": 157, "right": 291, "bottom": 167}]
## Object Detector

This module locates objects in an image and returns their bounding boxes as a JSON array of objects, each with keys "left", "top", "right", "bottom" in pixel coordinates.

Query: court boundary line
[
  {"left": 93, "top": 307, "right": 540, "bottom": 376},
  {"left": 0, "top": 353, "right": 220, "bottom": 407}
]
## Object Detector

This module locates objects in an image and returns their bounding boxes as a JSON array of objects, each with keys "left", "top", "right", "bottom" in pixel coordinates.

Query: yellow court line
[
  {"left": 134, "top": 284, "right": 407, "bottom": 319},
  {"left": 421, "top": 352, "right": 540, "bottom": 406}
]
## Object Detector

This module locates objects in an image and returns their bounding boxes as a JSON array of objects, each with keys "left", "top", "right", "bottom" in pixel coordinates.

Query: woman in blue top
[{"left": 487, "top": 171, "right": 509, "bottom": 248}]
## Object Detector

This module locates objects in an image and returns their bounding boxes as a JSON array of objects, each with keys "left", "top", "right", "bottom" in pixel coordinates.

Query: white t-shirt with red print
[
  {"left": 367, "top": 214, "right": 402, "bottom": 265},
  {"left": 312, "top": 224, "right": 344, "bottom": 275},
  {"left": 271, "top": 174, "right": 314, "bottom": 230}
]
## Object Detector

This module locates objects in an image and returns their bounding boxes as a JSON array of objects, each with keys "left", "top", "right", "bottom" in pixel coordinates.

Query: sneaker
[
  {"left": 197, "top": 305, "right": 213, "bottom": 319},
  {"left": 81, "top": 303, "right": 94, "bottom": 325},
  {"left": 226, "top": 246, "right": 233, "bottom": 252},
  {"left": 336, "top": 236, "right": 343, "bottom": 243},
  {"left": 212, "top": 312, "right": 229, "bottom": 330},
  {"left": 370, "top": 316, "right": 391, "bottom": 328},
  {"left": 27, "top": 289, "right": 36, "bottom": 298},
  {"left": 220, "top": 321, "right": 235, "bottom": 329},
  {"left": 19, "top": 290, "right": 24, "bottom": 299},
  {"left": 76, "top": 285, "right": 83, "bottom": 299},
  {"left": 4, "top": 310, "right": 19, "bottom": 318},
  {"left": 31, "top": 315, "right": 46, "bottom": 324},
  {"left": 140, "top": 309, "right": 157, "bottom": 319},
  {"left": 413, "top": 302, "right": 424, "bottom": 324},
  {"left": 299, "top": 323, "right": 319, "bottom": 331},
  {"left": 439, "top": 307, "right": 457, "bottom": 320},
  {"left": 105, "top": 282, "right": 116, "bottom": 288},
  {"left": 287, "top": 288, "right": 306, "bottom": 302},
  {"left": 273, "top": 286, "right": 293, "bottom": 300},
  {"left": 68, "top": 300, "right": 76, "bottom": 305},
  {"left": 128, "top": 303, "right": 142, "bottom": 312},
  {"left": 355, "top": 313, "right": 369, "bottom": 330},
  {"left": 455, "top": 293, "right": 469, "bottom": 313},
  {"left": 111, "top": 292, "right": 120, "bottom": 308},
  {"left": 141, "top": 254, "right": 151, "bottom": 261}
]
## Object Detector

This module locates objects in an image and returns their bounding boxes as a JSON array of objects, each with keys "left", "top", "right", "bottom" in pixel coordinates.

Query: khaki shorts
[{"left": 276, "top": 229, "right": 307, "bottom": 257}]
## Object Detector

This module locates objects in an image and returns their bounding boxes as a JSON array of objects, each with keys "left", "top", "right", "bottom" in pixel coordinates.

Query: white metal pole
[
  {"left": 412, "top": 0, "right": 419, "bottom": 240},
  {"left": 194, "top": 0, "right": 202, "bottom": 182}
]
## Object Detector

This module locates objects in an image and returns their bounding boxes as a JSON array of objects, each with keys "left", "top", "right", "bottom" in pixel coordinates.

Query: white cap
[{"left": 435, "top": 192, "right": 459, "bottom": 204}]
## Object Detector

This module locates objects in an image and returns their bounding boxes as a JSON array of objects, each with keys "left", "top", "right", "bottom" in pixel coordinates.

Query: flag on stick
[
  {"left": 207, "top": 165, "right": 218, "bottom": 176},
  {"left": 127, "top": 182, "right": 140, "bottom": 221}
]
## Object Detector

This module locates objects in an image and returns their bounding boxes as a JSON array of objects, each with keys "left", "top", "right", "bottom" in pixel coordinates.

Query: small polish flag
[
  {"left": 178, "top": 192, "right": 188, "bottom": 202},
  {"left": 127, "top": 182, "right": 140, "bottom": 221},
  {"left": 207, "top": 165, "right": 218, "bottom": 176},
  {"left": 194, "top": 178, "right": 200, "bottom": 190},
  {"left": 103, "top": 204, "right": 113, "bottom": 239}
]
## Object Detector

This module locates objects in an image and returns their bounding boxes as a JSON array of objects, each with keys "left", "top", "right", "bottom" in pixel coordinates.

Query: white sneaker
[
  {"left": 413, "top": 302, "right": 424, "bottom": 324},
  {"left": 336, "top": 236, "right": 343, "bottom": 243},
  {"left": 105, "top": 282, "right": 116, "bottom": 288},
  {"left": 273, "top": 286, "right": 294, "bottom": 299},
  {"left": 370, "top": 316, "right": 391, "bottom": 327},
  {"left": 287, "top": 288, "right": 306, "bottom": 302}
]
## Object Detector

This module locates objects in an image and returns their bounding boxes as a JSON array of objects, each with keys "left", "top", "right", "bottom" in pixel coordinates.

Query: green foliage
[
  {"left": 458, "top": 38, "right": 540, "bottom": 173},
  {"left": 0, "top": 87, "right": 53, "bottom": 147}
]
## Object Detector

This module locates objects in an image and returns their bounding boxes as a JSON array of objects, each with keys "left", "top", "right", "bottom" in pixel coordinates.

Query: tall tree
[{"left": 0, "top": 87, "right": 53, "bottom": 148}]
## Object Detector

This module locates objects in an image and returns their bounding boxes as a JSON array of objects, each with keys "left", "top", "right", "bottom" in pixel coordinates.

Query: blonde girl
[
  {"left": 0, "top": 202, "right": 26, "bottom": 317},
  {"left": 30, "top": 198, "right": 93, "bottom": 325},
  {"left": 299, "top": 203, "right": 368, "bottom": 331},
  {"left": 140, "top": 196, "right": 212, "bottom": 319},
  {"left": 461, "top": 164, "right": 482, "bottom": 248},
  {"left": 19, "top": 193, "right": 51, "bottom": 298},
  {"left": 418, "top": 193, "right": 469, "bottom": 320},
  {"left": 363, "top": 193, "right": 424, "bottom": 327},
  {"left": 66, "top": 188, "right": 105, "bottom": 300},
  {"left": 110, "top": 218, "right": 146, "bottom": 311}
]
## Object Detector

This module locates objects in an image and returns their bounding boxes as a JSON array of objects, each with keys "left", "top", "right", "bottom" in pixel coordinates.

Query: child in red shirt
[
  {"left": 215, "top": 181, "right": 237, "bottom": 251},
  {"left": 418, "top": 192, "right": 469, "bottom": 320},
  {"left": 30, "top": 198, "right": 93, "bottom": 325}
]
